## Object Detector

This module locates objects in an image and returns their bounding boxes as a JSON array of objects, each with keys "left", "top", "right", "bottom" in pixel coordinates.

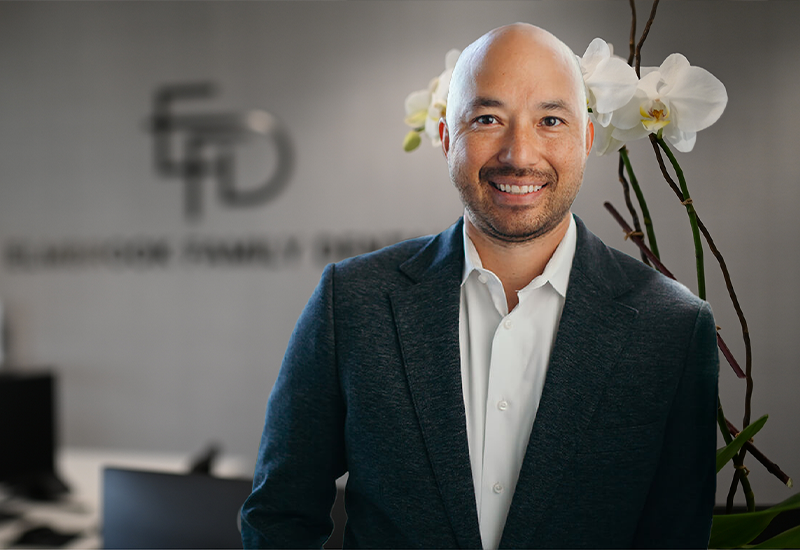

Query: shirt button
[
  {"left": 497, "top": 400, "right": 508, "bottom": 411},
  {"left": 478, "top": 273, "right": 488, "bottom": 284},
  {"left": 493, "top": 482, "right": 504, "bottom": 494},
  {"left": 503, "top": 319, "right": 512, "bottom": 329}
]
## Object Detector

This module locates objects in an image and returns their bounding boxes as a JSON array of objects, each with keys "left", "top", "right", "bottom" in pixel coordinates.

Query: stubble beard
[{"left": 453, "top": 164, "right": 581, "bottom": 245}]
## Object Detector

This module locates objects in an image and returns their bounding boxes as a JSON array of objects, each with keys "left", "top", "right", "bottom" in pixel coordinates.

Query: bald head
[{"left": 446, "top": 23, "right": 586, "bottom": 129}]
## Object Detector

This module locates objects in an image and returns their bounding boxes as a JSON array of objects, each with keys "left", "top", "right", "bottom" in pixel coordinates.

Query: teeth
[{"left": 496, "top": 183, "right": 544, "bottom": 194}]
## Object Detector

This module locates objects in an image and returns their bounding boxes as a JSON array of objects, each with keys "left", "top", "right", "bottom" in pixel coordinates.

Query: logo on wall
[{"left": 149, "top": 82, "right": 294, "bottom": 221}]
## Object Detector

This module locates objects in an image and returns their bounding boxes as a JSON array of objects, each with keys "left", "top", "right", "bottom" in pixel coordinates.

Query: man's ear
[
  {"left": 585, "top": 118, "right": 595, "bottom": 157},
  {"left": 439, "top": 118, "right": 450, "bottom": 158}
]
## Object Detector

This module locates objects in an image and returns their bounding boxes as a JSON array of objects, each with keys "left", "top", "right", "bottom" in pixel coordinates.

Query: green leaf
[
  {"left": 750, "top": 523, "right": 800, "bottom": 548},
  {"left": 710, "top": 492, "right": 800, "bottom": 548},
  {"left": 716, "top": 414, "right": 768, "bottom": 473}
]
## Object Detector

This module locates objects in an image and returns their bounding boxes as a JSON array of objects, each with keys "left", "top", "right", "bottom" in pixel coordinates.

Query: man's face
[{"left": 441, "top": 29, "right": 594, "bottom": 244}]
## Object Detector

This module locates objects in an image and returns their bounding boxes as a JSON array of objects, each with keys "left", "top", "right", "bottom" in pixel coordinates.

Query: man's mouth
[{"left": 491, "top": 182, "right": 547, "bottom": 195}]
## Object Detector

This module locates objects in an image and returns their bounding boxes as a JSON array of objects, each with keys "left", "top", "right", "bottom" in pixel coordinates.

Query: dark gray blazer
[{"left": 241, "top": 216, "right": 719, "bottom": 549}]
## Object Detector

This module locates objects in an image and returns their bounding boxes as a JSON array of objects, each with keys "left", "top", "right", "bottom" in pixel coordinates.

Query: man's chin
[{"left": 473, "top": 211, "right": 570, "bottom": 245}]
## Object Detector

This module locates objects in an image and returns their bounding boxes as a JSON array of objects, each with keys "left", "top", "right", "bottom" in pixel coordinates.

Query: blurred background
[{"left": 0, "top": 0, "right": 797, "bottom": 511}]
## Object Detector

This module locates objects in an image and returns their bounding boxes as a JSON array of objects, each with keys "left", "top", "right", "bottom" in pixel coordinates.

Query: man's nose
[{"left": 497, "top": 122, "right": 542, "bottom": 167}]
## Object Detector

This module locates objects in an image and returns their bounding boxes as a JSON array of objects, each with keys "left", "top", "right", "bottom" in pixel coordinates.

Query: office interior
[{"left": 0, "top": 1, "right": 798, "bottom": 547}]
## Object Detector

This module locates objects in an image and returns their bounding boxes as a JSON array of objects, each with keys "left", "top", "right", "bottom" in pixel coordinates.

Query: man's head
[{"left": 439, "top": 23, "right": 594, "bottom": 245}]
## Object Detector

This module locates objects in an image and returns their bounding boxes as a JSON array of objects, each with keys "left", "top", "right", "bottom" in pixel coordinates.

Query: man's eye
[
  {"left": 475, "top": 115, "right": 497, "bottom": 125},
  {"left": 542, "top": 116, "right": 563, "bottom": 127}
]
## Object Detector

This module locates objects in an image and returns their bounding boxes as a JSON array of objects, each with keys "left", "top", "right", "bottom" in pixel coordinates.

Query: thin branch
[
  {"left": 627, "top": 0, "right": 637, "bottom": 65},
  {"left": 649, "top": 136, "right": 754, "bottom": 427},
  {"left": 604, "top": 202, "right": 744, "bottom": 378},
  {"left": 727, "top": 419, "right": 793, "bottom": 487},
  {"left": 634, "top": 0, "right": 661, "bottom": 77},
  {"left": 727, "top": 460, "right": 755, "bottom": 513},
  {"left": 606, "top": 201, "right": 759, "bottom": 510},
  {"left": 720, "top": 400, "right": 755, "bottom": 513}
]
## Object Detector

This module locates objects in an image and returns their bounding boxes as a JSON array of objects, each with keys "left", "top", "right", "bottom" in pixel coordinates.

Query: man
[{"left": 241, "top": 23, "right": 718, "bottom": 549}]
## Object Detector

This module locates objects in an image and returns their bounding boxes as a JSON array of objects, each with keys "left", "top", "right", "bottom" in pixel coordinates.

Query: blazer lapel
[
  {"left": 390, "top": 220, "right": 483, "bottom": 549},
  {"left": 500, "top": 218, "right": 639, "bottom": 548}
]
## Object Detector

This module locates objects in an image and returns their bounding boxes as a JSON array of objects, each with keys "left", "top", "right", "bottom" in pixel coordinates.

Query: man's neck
[{"left": 466, "top": 214, "right": 571, "bottom": 312}]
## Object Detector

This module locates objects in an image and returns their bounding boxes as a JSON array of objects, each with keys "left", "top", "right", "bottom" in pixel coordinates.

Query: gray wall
[{"left": 1, "top": 1, "right": 797, "bottom": 506}]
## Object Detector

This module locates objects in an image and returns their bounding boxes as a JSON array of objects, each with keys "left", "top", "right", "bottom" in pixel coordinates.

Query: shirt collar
[{"left": 460, "top": 213, "right": 577, "bottom": 298}]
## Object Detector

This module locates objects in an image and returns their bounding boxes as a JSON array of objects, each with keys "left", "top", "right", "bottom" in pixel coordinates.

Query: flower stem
[
  {"left": 616, "top": 151, "right": 650, "bottom": 266},
  {"left": 719, "top": 400, "right": 757, "bottom": 513},
  {"left": 604, "top": 201, "right": 744, "bottom": 379},
  {"left": 648, "top": 135, "right": 753, "bottom": 421},
  {"left": 718, "top": 399, "right": 733, "bottom": 446},
  {"left": 655, "top": 135, "right": 706, "bottom": 300},
  {"left": 619, "top": 147, "right": 660, "bottom": 260}
]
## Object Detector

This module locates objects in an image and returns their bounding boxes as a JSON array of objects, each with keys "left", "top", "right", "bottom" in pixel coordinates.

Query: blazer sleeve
[
  {"left": 241, "top": 263, "right": 347, "bottom": 549},
  {"left": 632, "top": 301, "right": 720, "bottom": 548}
]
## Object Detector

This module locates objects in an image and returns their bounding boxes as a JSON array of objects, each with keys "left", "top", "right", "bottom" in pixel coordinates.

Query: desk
[{"left": 0, "top": 447, "right": 252, "bottom": 549}]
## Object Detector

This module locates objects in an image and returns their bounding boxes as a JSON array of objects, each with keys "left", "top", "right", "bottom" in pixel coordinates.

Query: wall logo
[{"left": 149, "top": 82, "right": 294, "bottom": 221}]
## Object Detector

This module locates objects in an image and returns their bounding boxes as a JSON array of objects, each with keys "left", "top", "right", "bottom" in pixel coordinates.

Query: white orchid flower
[
  {"left": 403, "top": 48, "right": 460, "bottom": 151},
  {"left": 578, "top": 38, "right": 639, "bottom": 128},
  {"left": 424, "top": 48, "right": 460, "bottom": 146},
  {"left": 404, "top": 88, "right": 432, "bottom": 130},
  {"left": 611, "top": 53, "right": 728, "bottom": 152},
  {"left": 590, "top": 112, "right": 627, "bottom": 156}
]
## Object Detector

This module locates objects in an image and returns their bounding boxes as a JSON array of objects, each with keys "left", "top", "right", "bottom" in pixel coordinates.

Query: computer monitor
[
  {"left": 0, "top": 370, "right": 68, "bottom": 500},
  {"left": 102, "top": 467, "right": 254, "bottom": 549}
]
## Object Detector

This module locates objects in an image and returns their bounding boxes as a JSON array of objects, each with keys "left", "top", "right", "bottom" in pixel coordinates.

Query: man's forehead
[{"left": 448, "top": 24, "right": 585, "bottom": 121}]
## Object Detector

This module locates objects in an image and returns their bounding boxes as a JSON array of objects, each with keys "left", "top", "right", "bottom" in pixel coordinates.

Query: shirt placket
[{"left": 480, "top": 309, "right": 522, "bottom": 549}]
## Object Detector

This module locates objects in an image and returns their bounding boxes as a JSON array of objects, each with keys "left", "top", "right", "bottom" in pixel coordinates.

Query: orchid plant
[
  {"left": 402, "top": 1, "right": 799, "bottom": 547},
  {"left": 403, "top": 48, "right": 460, "bottom": 152}
]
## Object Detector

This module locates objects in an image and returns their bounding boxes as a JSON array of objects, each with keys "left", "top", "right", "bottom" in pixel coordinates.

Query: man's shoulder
[
  {"left": 609, "top": 245, "right": 705, "bottom": 310},
  {"left": 574, "top": 218, "right": 706, "bottom": 315},
  {"left": 329, "top": 219, "right": 463, "bottom": 286},
  {"left": 333, "top": 234, "right": 435, "bottom": 278}
]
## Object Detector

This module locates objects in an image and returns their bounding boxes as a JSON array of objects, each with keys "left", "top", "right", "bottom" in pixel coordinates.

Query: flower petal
[
  {"left": 424, "top": 115, "right": 441, "bottom": 146},
  {"left": 584, "top": 56, "right": 639, "bottom": 114},
  {"left": 612, "top": 123, "right": 648, "bottom": 144},
  {"left": 593, "top": 110, "right": 613, "bottom": 127},
  {"left": 444, "top": 48, "right": 461, "bottom": 70},
  {"left": 663, "top": 125, "right": 697, "bottom": 153},
  {"left": 590, "top": 116, "right": 625, "bottom": 156},
  {"left": 665, "top": 65, "right": 727, "bottom": 133},
  {"left": 611, "top": 85, "right": 653, "bottom": 130},
  {"left": 433, "top": 68, "right": 453, "bottom": 105},
  {"left": 657, "top": 53, "right": 692, "bottom": 85},
  {"left": 580, "top": 37, "right": 612, "bottom": 74},
  {"left": 404, "top": 89, "right": 431, "bottom": 116}
]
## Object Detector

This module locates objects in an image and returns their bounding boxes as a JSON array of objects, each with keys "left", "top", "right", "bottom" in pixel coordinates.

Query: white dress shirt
[{"left": 459, "top": 214, "right": 577, "bottom": 550}]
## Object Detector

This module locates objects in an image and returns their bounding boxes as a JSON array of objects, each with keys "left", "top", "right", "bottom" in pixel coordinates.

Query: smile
[{"left": 492, "top": 182, "right": 546, "bottom": 195}]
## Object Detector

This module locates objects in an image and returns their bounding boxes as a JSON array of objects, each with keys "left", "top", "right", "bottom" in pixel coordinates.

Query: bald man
[{"left": 241, "top": 23, "right": 718, "bottom": 549}]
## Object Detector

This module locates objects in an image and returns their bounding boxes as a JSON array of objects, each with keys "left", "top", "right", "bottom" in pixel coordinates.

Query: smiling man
[{"left": 241, "top": 23, "right": 719, "bottom": 549}]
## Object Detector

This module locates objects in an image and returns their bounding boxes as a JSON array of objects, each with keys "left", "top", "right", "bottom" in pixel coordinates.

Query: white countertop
[{"left": 0, "top": 447, "right": 252, "bottom": 549}]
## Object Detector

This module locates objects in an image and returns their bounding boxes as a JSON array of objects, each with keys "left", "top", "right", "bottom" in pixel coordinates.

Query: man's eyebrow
[
  {"left": 539, "top": 99, "right": 572, "bottom": 113},
  {"left": 467, "top": 96, "right": 504, "bottom": 111},
  {"left": 466, "top": 97, "right": 575, "bottom": 114}
]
